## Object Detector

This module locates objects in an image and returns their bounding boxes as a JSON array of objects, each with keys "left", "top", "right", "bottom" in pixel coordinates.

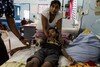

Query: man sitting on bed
[
  {"left": 59, "top": 19, "right": 100, "bottom": 66},
  {"left": 26, "top": 27, "right": 75, "bottom": 67}
]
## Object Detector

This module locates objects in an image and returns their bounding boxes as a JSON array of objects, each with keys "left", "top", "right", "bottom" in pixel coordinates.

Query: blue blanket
[{"left": 66, "top": 32, "right": 100, "bottom": 62}]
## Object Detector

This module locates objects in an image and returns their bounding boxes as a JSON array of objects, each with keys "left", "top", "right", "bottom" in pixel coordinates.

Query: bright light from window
[
  {"left": 24, "top": 10, "right": 29, "bottom": 19},
  {"left": 17, "top": 7, "right": 20, "bottom": 15}
]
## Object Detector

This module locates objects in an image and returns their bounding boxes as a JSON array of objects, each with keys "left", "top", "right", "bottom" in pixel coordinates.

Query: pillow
[{"left": 91, "top": 19, "right": 100, "bottom": 39}]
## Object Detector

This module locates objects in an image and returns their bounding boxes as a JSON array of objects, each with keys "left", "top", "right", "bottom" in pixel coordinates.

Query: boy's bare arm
[{"left": 61, "top": 45, "right": 76, "bottom": 65}]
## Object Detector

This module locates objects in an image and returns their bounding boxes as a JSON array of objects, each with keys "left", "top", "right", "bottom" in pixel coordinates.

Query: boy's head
[{"left": 48, "top": 27, "right": 59, "bottom": 38}]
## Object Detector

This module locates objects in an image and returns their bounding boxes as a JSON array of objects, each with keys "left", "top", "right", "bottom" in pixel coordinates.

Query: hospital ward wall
[
  {"left": 14, "top": 0, "right": 62, "bottom": 21},
  {"left": 81, "top": 0, "right": 100, "bottom": 29}
]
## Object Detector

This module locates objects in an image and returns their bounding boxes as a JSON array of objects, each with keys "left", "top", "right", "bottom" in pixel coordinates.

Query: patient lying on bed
[{"left": 26, "top": 27, "right": 75, "bottom": 67}]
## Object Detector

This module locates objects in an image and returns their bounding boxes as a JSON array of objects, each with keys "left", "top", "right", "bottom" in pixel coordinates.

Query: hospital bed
[
  {"left": 1, "top": 28, "right": 100, "bottom": 67},
  {"left": 0, "top": 28, "right": 75, "bottom": 67}
]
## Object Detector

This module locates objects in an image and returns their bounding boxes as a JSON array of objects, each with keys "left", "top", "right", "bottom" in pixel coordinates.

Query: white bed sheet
[
  {"left": 8, "top": 46, "right": 39, "bottom": 64},
  {"left": 1, "top": 45, "right": 68, "bottom": 67},
  {"left": 1, "top": 45, "right": 100, "bottom": 67}
]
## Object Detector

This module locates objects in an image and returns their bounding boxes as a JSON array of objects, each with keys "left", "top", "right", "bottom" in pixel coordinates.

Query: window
[
  {"left": 38, "top": 4, "right": 49, "bottom": 13},
  {"left": 24, "top": 10, "right": 29, "bottom": 19},
  {"left": 17, "top": 7, "right": 20, "bottom": 15}
]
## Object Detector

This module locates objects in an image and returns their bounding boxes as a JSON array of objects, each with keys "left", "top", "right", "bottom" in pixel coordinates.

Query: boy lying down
[{"left": 26, "top": 27, "right": 76, "bottom": 67}]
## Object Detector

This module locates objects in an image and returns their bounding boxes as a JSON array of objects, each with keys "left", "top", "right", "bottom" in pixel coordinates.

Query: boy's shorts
[{"left": 27, "top": 47, "right": 60, "bottom": 67}]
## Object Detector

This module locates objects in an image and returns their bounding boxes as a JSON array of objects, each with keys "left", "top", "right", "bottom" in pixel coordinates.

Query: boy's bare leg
[
  {"left": 26, "top": 58, "right": 40, "bottom": 67},
  {"left": 41, "top": 61, "right": 52, "bottom": 67}
]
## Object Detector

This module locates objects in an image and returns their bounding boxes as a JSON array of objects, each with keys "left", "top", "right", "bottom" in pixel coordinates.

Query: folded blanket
[{"left": 69, "top": 61, "right": 97, "bottom": 67}]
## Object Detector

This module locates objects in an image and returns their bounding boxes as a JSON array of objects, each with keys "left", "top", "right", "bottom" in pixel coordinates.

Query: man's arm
[
  {"left": 5, "top": 15, "right": 27, "bottom": 45},
  {"left": 56, "top": 18, "right": 62, "bottom": 34},
  {"left": 41, "top": 15, "right": 48, "bottom": 37}
]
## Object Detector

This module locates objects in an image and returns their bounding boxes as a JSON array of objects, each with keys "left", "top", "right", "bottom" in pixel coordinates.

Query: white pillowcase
[{"left": 91, "top": 19, "right": 100, "bottom": 39}]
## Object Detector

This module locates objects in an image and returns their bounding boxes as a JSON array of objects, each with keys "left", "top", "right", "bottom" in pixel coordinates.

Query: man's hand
[
  {"left": 19, "top": 36, "right": 31, "bottom": 47},
  {"left": 21, "top": 39, "right": 31, "bottom": 48},
  {"left": 20, "top": 38, "right": 28, "bottom": 45}
]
